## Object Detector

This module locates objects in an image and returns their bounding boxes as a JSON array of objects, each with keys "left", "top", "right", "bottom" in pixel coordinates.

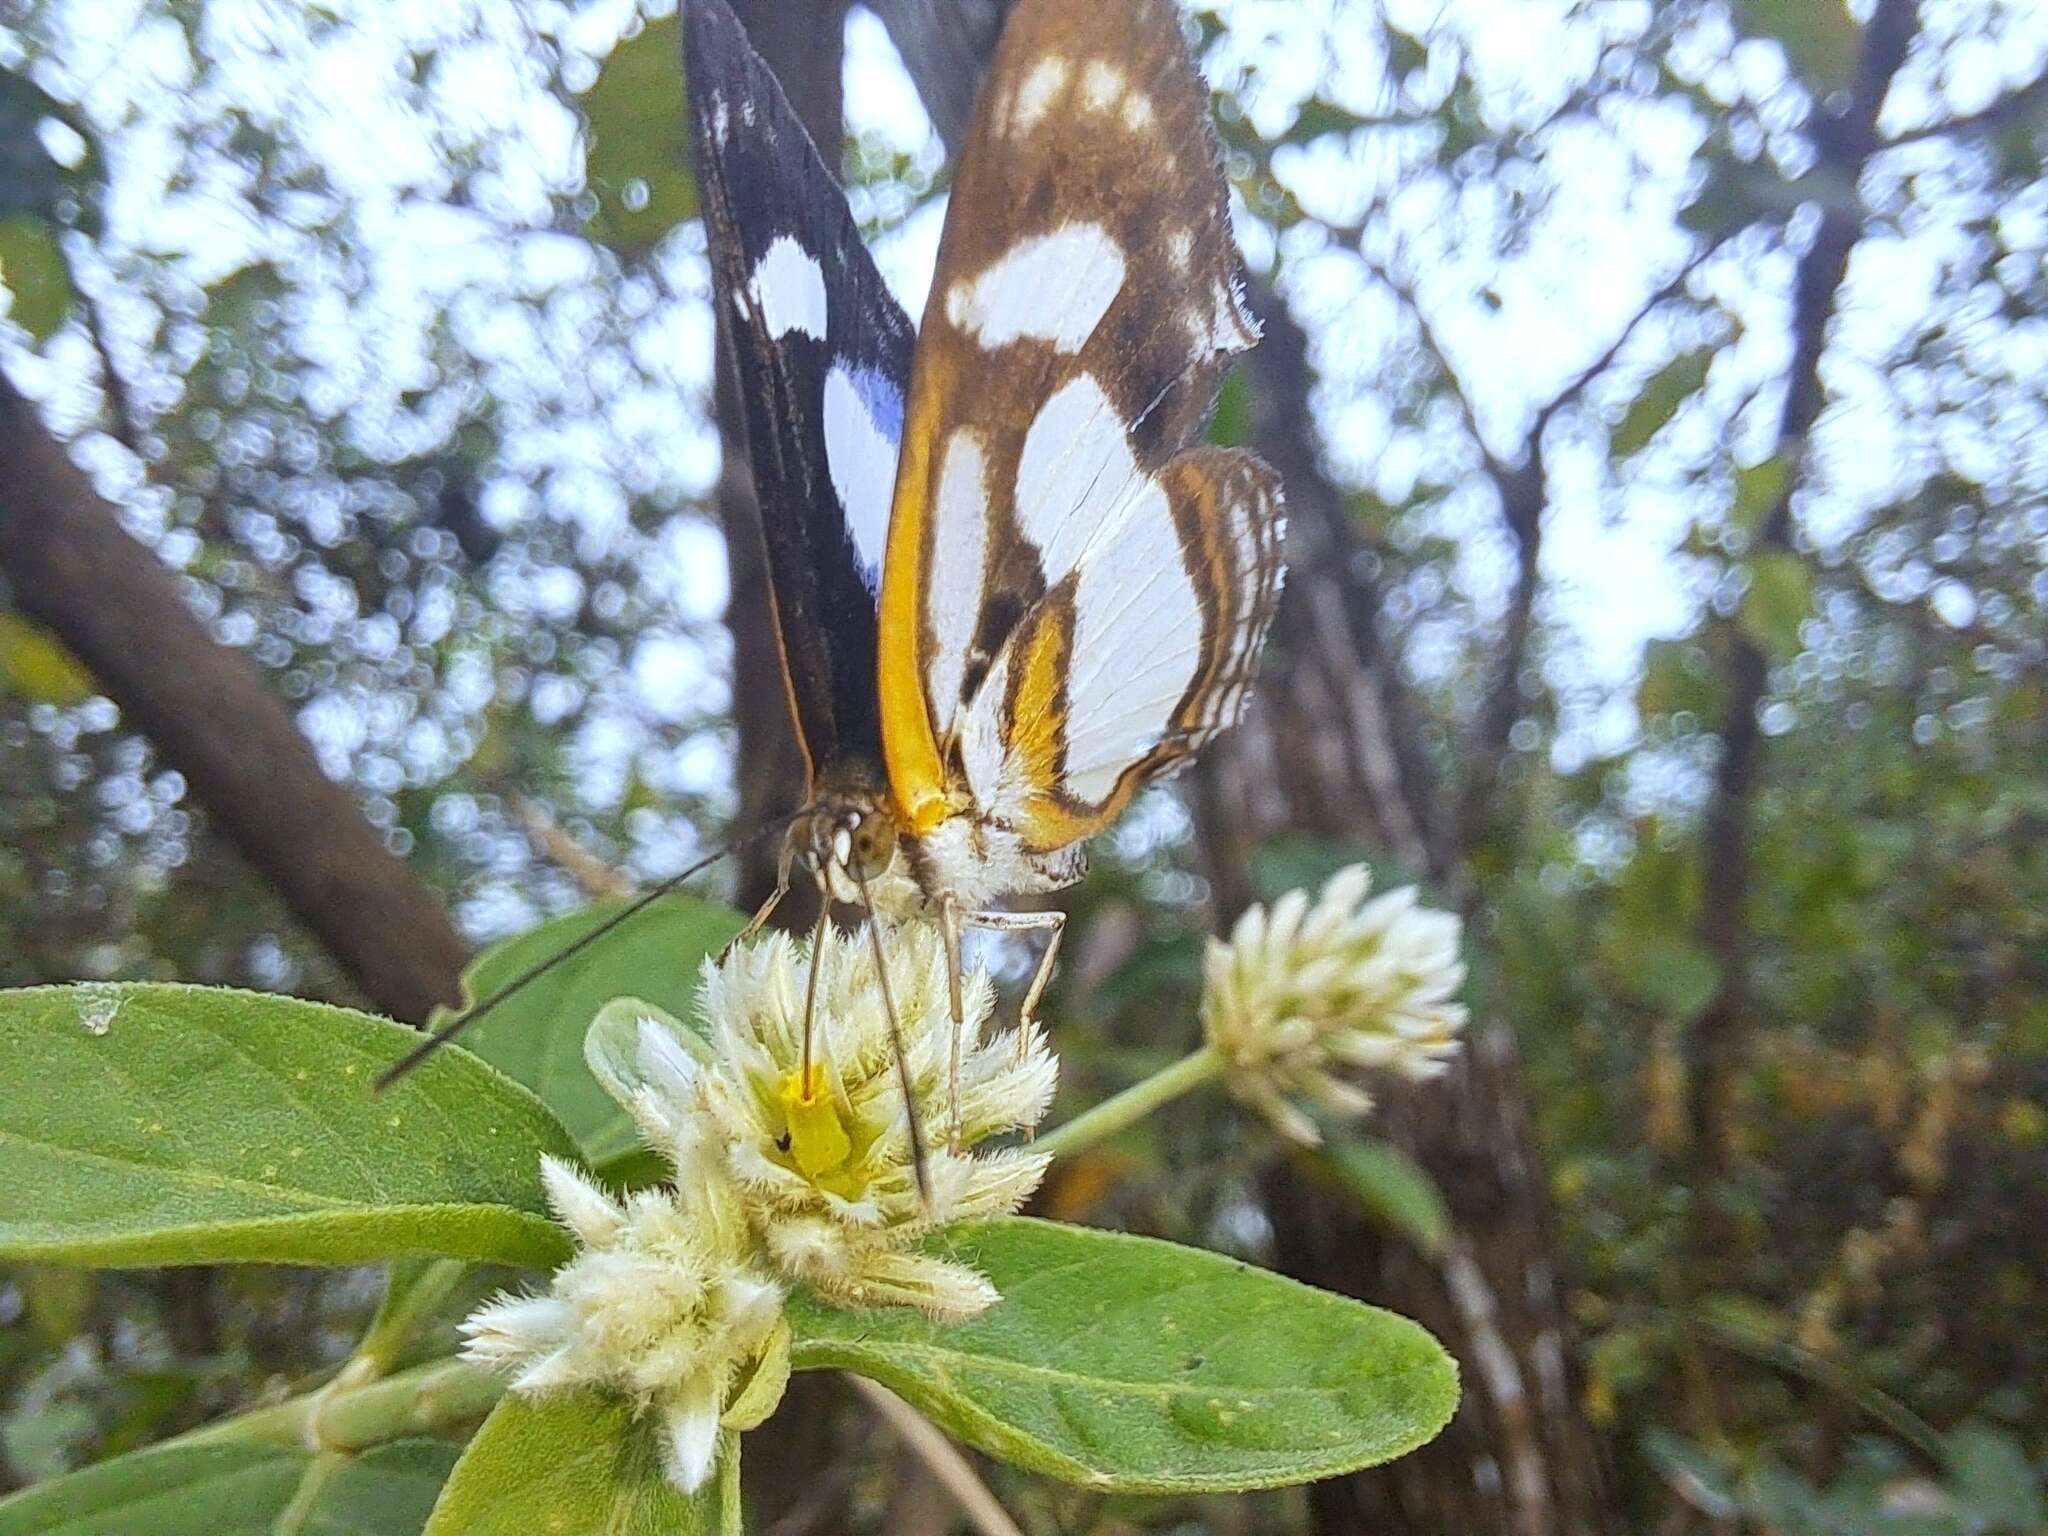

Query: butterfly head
[{"left": 791, "top": 774, "right": 904, "bottom": 910}]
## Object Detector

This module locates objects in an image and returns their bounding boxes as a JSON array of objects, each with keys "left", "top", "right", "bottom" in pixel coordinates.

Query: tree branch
[
  {"left": 1459, "top": 238, "right": 1729, "bottom": 849},
  {"left": 1685, "top": 0, "right": 1919, "bottom": 1177},
  {"left": 0, "top": 373, "right": 469, "bottom": 1024}
]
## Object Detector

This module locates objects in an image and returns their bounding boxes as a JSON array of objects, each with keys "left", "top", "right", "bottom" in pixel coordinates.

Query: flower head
[
  {"left": 1203, "top": 864, "right": 1466, "bottom": 1145},
  {"left": 591, "top": 921, "right": 1054, "bottom": 1319},
  {"left": 459, "top": 1153, "right": 787, "bottom": 1493}
]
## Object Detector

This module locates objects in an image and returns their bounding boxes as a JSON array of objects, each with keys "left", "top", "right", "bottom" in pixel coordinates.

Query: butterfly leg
[
  {"left": 938, "top": 895, "right": 968, "bottom": 1151},
  {"left": 722, "top": 844, "right": 795, "bottom": 960},
  {"left": 959, "top": 907, "right": 1066, "bottom": 1064}
]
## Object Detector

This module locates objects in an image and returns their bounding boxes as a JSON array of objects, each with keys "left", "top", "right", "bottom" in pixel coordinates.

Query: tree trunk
[
  {"left": 1186, "top": 293, "right": 1619, "bottom": 1536},
  {"left": 855, "top": 4, "right": 1618, "bottom": 1527},
  {"left": 0, "top": 376, "right": 469, "bottom": 1025}
]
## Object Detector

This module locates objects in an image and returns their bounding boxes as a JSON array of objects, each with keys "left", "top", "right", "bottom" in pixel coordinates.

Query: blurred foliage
[{"left": 1, "top": 0, "right": 2045, "bottom": 1530}]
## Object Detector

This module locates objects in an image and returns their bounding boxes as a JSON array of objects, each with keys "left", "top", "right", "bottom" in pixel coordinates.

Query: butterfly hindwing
[
  {"left": 877, "top": 0, "right": 1285, "bottom": 854},
  {"left": 685, "top": 0, "right": 914, "bottom": 781}
]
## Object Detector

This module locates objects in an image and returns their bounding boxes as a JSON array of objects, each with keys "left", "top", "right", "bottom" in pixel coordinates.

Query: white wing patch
[
  {"left": 944, "top": 224, "right": 1125, "bottom": 354},
  {"left": 744, "top": 235, "right": 826, "bottom": 341},
  {"left": 1080, "top": 60, "right": 1125, "bottom": 111},
  {"left": 926, "top": 430, "right": 991, "bottom": 742},
  {"left": 1060, "top": 502, "right": 1201, "bottom": 803},
  {"left": 960, "top": 644, "right": 1018, "bottom": 816},
  {"left": 1014, "top": 371, "right": 1131, "bottom": 575},
  {"left": 1009, "top": 55, "right": 1069, "bottom": 137},
  {"left": 970, "top": 370, "right": 1204, "bottom": 809},
  {"left": 821, "top": 363, "right": 899, "bottom": 589},
  {"left": 1195, "top": 276, "right": 1259, "bottom": 357}
]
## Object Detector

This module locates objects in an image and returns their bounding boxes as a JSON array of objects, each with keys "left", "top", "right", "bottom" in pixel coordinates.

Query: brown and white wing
[{"left": 876, "top": 0, "right": 1286, "bottom": 854}]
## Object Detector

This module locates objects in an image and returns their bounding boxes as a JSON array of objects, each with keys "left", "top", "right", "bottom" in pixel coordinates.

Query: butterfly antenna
[
  {"left": 374, "top": 820, "right": 784, "bottom": 1093},
  {"left": 854, "top": 864, "right": 933, "bottom": 1210}
]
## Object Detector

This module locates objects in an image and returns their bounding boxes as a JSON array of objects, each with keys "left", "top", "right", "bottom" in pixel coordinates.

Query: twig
[
  {"left": 1532, "top": 233, "right": 1732, "bottom": 439},
  {"left": 847, "top": 1376, "right": 1025, "bottom": 1536},
  {"left": 1457, "top": 235, "right": 1732, "bottom": 847},
  {"left": 1355, "top": 248, "right": 1493, "bottom": 459},
  {"left": 511, "top": 794, "right": 634, "bottom": 900},
  {"left": 76, "top": 282, "right": 144, "bottom": 457}
]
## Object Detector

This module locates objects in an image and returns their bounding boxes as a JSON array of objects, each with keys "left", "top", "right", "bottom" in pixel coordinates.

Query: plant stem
[
  {"left": 1035, "top": 1043, "right": 1227, "bottom": 1159},
  {"left": 718, "top": 1432, "right": 743, "bottom": 1535},
  {"left": 355, "top": 1259, "right": 471, "bottom": 1374},
  {"left": 181, "top": 1355, "right": 504, "bottom": 1455}
]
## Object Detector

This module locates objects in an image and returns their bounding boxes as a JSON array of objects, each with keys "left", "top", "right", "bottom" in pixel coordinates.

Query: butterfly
[{"left": 686, "top": 0, "right": 1285, "bottom": 1111}]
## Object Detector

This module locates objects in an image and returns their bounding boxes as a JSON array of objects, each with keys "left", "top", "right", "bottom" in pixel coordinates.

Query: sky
[{"left": 3, "top": 0, "right": 2045, "bottom": 910}]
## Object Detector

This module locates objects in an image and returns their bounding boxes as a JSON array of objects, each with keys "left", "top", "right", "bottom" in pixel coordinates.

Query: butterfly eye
[{"left": 852, "top": 813, "right": 897, "bottom": 878}]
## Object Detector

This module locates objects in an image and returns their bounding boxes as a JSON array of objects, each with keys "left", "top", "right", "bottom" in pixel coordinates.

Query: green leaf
[
  {"left": 1739, "top": 549, "right": 1812, "bottom": 663},
  {"left": 1944, "top": 1422, "right": 2046, "bottom": 1531},
  {"left": 0, "top": 1438, "right": 458, "bottom": 1536},
  {"left": 1208, "top": 367, "right": 1253, "bottom": 449},
  {"left": 583, "top": 15, "right": 694, "bottom": 257},
  {"left": 446, "top": 897, "right": 745, "bottom": 1166},
  {"left": 1731, "top": 456, "right": 1789, "bottom": 536},
  {"left": 0, "top": 213, "right": 72, "bottom": 342},
  {"left": 1626, "top": 935, "right": 1724, "bottom": 1023},
  {"left": 789, "top": 1218, "right": 1457, "bottom": 1492},
  {"left": 423, "top": 1393, "right": 714, "bottom": 1536},
  {"left": 1611, "top": 348, "right": 1714, "bottom": 458},
  {"left": 0, "top": 983, "right": 575, "bottom": 1269},
  {"left": 1734, "top": 0, "right": 1859, "bottom": 92},
  {"left": 1320, "top": 1138, "right": 1452, "bottom": 1256},
  {"left": 0, "top": 613, "right": 96, "bottom": 705}
]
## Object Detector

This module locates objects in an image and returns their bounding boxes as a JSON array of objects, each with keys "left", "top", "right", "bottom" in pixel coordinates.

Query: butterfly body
[{"left": 687, "top": 0, "right": 1284, "bottom": 1002}]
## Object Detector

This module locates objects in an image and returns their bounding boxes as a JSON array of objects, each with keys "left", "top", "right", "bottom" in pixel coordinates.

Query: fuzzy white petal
[
  {"left": 539, "top": 1155, "right": 625, "bottom": 1247},
  {"left": 460, "top": 1293, "right": 573, "bottom": 1361},
  {"left": 661, "top": 1376, "right": 724, "bottom": 1492}
]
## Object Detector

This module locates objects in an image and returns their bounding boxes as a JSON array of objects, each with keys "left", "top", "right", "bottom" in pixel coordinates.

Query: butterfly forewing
[
  {"left": 685, "top": 0, "right": 914, "bottom": 782},
  {"left": 878, "top": 0, "right": 1285, "bottom": 855}
]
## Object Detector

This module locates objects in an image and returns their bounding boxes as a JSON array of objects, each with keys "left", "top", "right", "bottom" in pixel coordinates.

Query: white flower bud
[
  {"left": 1203, "top": 865, "right": 1467, "bottom": 1145},
  {"left": 459, "top": 1155, "right": 785, "bottom": 1494}
]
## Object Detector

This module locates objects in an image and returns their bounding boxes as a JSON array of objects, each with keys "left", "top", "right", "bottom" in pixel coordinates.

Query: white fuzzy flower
[
  {"left": 1203, "top": 865, "right": 1467, "bottom": 1145},
  {"left": 459, "top": 1154, "right": 788, "bottom": 1494},
  {"left": 589, "top": 922, "right": 1055, "bottom": 1320}
]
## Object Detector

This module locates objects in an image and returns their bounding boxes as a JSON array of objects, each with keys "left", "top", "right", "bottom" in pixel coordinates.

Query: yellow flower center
[{"left": 778, "top": 1071, "right": 854, "bottom": 1182}]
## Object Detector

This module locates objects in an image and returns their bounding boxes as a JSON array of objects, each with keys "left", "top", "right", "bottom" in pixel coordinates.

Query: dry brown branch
[{"left": 849, "top": 1376, "right": 1026, "bottom": 1536}]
